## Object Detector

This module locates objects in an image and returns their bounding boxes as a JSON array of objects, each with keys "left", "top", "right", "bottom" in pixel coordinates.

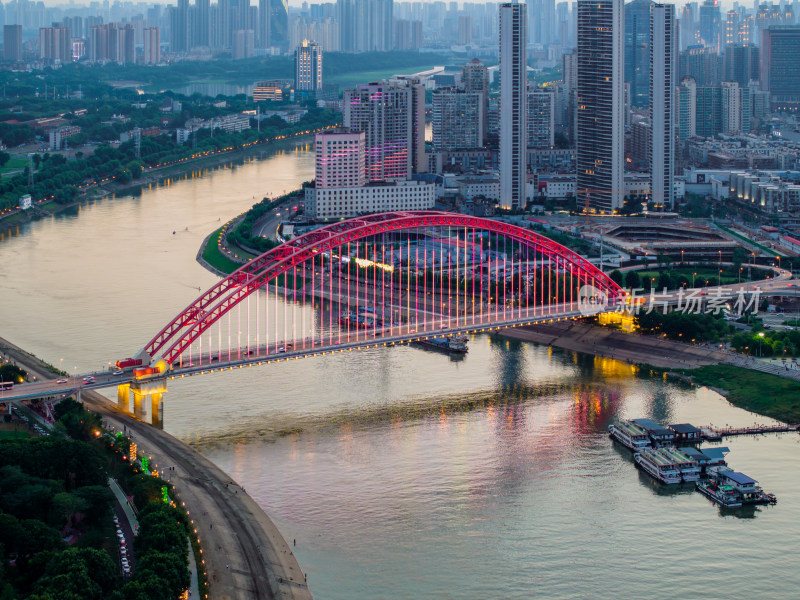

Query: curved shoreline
[{"left": 0, "top": 334, "right": 312, "bottom": 600}]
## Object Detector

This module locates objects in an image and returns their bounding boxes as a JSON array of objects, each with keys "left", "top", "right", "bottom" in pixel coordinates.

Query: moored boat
[
  {"left": 608, "top": 420, "right": 652, "bottom": 451},
  {"left": 634, "top": 448, "right": 684, "bottom": 484}
]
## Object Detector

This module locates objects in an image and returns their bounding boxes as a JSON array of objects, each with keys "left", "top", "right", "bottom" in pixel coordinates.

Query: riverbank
[
  {"left": 500, "top": 320, "right": 800, "bottom": 423},
  {"left": 0, "top": 334, "right": 312, "bottom": 600},
  {"left": 0, "top": 133, "right": 316, "bottom": 231}
]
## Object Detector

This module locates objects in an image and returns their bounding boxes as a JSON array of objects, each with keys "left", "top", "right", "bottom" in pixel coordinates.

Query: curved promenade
[{"left": 0, "top": 336, "right": 311, "bottom": 600}]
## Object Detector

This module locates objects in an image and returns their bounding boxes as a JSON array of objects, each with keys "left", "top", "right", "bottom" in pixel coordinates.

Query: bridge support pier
[
  {"left": 117, "top": 379, "right": 167, "bottom": 429},
  {"left": 117, "top": 383, "right": 131, "bottom": 412}
]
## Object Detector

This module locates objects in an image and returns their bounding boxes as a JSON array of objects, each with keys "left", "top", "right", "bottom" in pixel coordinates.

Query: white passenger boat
[
  {"left": 634, "top": 448, "right": 683, "bottom": 484},
  {"left": 608, "top": 421, "right": 652, "bottom": 451}
]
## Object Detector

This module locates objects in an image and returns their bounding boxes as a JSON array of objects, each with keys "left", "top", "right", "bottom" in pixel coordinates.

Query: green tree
[
  {"left": 657, "top": 272, "right": 673, "bottom": 290},
  {"left": 609, "top": 269, "right": 623, "bottom": 286},
  {"left": 624, "top": 270, "right": 641, "bottom": 289}
]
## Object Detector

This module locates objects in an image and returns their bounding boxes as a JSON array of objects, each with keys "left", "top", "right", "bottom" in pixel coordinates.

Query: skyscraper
[
  {"left": 344, "top": 78, "right": 426, "bottom": 182},
  {"left": 577, "top": 0, "right": 624, "bottom": 213},
  {"left": 650, "top": 3, "right": 676, "bottom": 210},
  {"left": 624, "top": 0, "right": 654, "bottom": 108},
  {"left": 295, "top": 39, "right": 322, "bottom": 93},
  {"left": 268, "top": 0, "right": 289, "bottom": 49},
  {"left": 499, "top": 1, "right": 527, "bottom": 211},
  {"left": 462, "top": 58, "right": 489, "bottom": 137},
  {"left": 677, "top": 77, "right": 697, "bottom": 141}
]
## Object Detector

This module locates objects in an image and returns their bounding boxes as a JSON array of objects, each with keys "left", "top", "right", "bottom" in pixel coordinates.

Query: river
[{"left": 1, "top": 142, "right": 799, "bottom": 599}]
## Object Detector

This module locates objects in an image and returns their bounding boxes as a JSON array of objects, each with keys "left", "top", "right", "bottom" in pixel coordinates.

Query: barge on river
[{"left": 414, "top": 335, "right": 469, "bottom": 354}]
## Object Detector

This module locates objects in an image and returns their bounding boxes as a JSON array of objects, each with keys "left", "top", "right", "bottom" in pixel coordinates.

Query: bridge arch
[{"left": 142, "top": 211, "right": 623, "bottom": 365}]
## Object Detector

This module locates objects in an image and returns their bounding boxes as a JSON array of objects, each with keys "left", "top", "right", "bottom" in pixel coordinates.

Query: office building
[
  {"left": 267, "top": 0, "right": 289, "bottom": 49},
  {"left": 527, "top": 90, "right": 555, "bottom": 148},
  {"left": 143, "top": 27, "right": 160, "bottom": 65},
  {"left": 679, "top": 46, "right": 723, "bottom": 86},
  {"left": 344, "top": 78, "right": 426, "bottom": 182},
  {"left": 760, "top": 26, "right": 800, "bottom": 109},
  {"left": 432, "top": 88, "right": 485, "bottom": 151},
  {"left": 576, "top": 0, "right": 624, "bottom": 213},
  {"left": 39, "top": 26, "right": 71, "bottom": 63},
  {"left": 3, "top": 24, "right": 22, "bottom": 62},
  {"left": 649, "top": 3, "right": 676, "bottom": 209},
  {"left": 499, "top": 1, "right": 527, "bottom": 211},
  {"left": 724, "top": 44, "right": 759, "bottom": 86},
  {"left": 625, "top": 0, "right": 654, "bottom": 108},
  {"left": 306, "top": 179, "right": 435, "bottom": 220},
  {"left": 295, "top": 39, "right": 322, "bottom": 94}
]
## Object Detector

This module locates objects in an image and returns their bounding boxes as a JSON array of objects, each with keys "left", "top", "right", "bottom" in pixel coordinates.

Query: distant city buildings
[
  {"left": 88, "top": 23, "right": 135, "bottom": 65},
  {"left": 624, "top": 0, "right": 653, "bottom": 109},
  {"left": 39, "top": 26, "right": 71, "bottom": 63},
  {"left": 143, "top": 27, "right": 161, "bottom": 65},
  {"left": 337, "top": 0, "right": 393, "bottom": 52}
]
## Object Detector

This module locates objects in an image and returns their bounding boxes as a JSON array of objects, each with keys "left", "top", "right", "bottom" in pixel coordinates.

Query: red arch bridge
[{"left": 9, "top": 211, "right": 624, "bottom": 425}]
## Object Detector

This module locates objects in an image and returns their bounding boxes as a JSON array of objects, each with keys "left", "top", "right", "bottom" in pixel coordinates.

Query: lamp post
[
  {"left": 758, "top": 332, "right": 765, "bottom": 358},
  {"left": 681, "top": 250, "right": 684, "bottom": 265},
  {"left": 693, "top": 272, "right": 697, "bottom": 287}
]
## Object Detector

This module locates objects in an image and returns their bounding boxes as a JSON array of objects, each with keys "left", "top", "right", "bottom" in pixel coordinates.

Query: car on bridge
[{"left": 56, "top": 378, "right": 68, "bottom": 384}]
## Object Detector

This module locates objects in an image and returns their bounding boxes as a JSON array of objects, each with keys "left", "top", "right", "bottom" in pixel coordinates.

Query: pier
[{"left": 701, "top": 423, "right": 799, "bottom": 441}]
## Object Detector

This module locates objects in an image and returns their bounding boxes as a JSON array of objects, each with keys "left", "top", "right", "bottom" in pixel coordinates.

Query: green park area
[
  {"left": 202, "top": 225, "right": 245, "bottom": 274},
  {"left": 686, "top": 364, "right": 800, "bottom": 423},
  {"left": 0, "top": 397, "right": 200, "bottom": 600}
]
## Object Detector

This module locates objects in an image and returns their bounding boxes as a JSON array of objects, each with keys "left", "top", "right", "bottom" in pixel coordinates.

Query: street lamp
[
  {"left": 758, "top": 332, "right": 765, "bottom": 358},
  {"left": 718, "top": 250, "right": 722, "bottom": 266},
  {"left": 692, "top": 272, "right": 697, "bottom": 287},
  {"left": 681, "top": 250, "right": 684, "bottom": 265}
]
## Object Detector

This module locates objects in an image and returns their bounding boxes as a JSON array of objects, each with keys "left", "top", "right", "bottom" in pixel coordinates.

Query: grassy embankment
[
  {"left": 202, "top": 226, "right": 244, "bottom": 273},
  {"left": 685, "top": 364, "right": 800, "bottom": 423}
]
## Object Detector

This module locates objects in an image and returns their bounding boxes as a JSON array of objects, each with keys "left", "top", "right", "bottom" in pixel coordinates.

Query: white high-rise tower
[
  {"left": 650, "top": 3, "right": 676, "bottom": 210},
  {"left": 576, "top": 0, "right": 624, "bottom": 214},
  {"left": 499, "top": 1, "right": 527, "bottom": 211}
]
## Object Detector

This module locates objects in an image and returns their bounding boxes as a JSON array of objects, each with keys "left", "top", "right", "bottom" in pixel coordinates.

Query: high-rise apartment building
[
  {"left": 649, "top": 3, "right": 676, "bottom": 210},
  {"left": 499, "top": 1, "right": 527, "bottom": 211},
  {"left": 721, "top": 81, "right": 751, "bottom": 134},
  {"left": 760, "top": 26, "right": 800, "bottom": 109},
  {"left": 295, "top": 39, "right": 322, "bottom": 93},
  {"left": 233, "top": 29, "right": 255, "bottom": 59},
  {"left": 527, "top": 90, "right": 554, "bottom": 148},
  {"left": 343, "top": 78, "right": 426, "bottom": 182},
  {"left": 3, "top": 24, "right": 22, "bottom": 62},
  {"left": 431, "top": 88, "right": 485, "bottom": 151},
  {"left": 577, "top": 0, "right": 624, "bottom": 213},
  {"left": 39, "top": 26, "right": 71, "bottom": 63},
  {"left": 315, "top": 129, "right": 366, "bottom": 189},
  {"left": 143, "top": 27, "right": 160, "bottom": 65},
  {"left": 677, "top": 77, "right": 697, "bottom": 141},
  {"left": 89, "top": 23, "right": 134, "bottom": 64},
  {"left": 462, "top": 58, "right": 489, "bottom": 137},
  {"left": 625, "top": 0, "right": 654, "bottom": 109}
]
